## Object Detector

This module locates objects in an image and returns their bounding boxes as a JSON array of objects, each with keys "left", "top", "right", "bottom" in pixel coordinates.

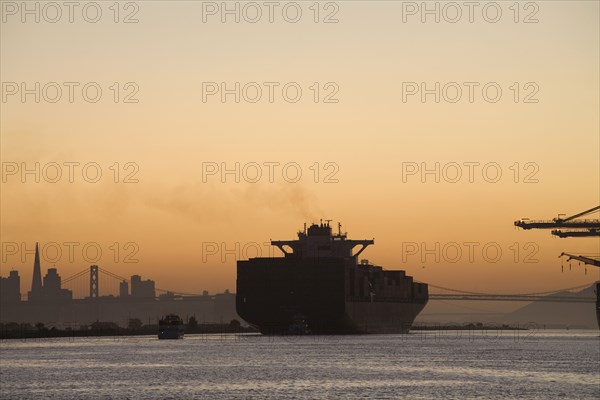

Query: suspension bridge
[
  {"left": 61, "top": 266, "right": 205, "bottom": 299},
  {"left": 60, "top": 265, "right": 598, "bottom": 304},
  {"left": 424, "top": 282, "right": 595, "bottom": 303}
]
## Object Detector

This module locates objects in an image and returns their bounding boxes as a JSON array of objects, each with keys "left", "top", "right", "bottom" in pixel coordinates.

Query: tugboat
[
  {"left": 158, "top": 314, "right": 185, "bottom": 339},
  {"left": 237, "top": 221, "right": 428, "bottom": 334},
  {"left": 287, "top": 314, "right": 312, "bottom": 335}
]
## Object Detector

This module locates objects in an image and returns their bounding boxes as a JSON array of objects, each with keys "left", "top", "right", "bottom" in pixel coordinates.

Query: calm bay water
[{"left": 1, "top": 330, "right": 598, "bottom": 399}]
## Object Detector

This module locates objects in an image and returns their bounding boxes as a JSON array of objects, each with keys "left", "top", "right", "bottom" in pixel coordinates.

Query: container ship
[{"left": 236, "top": 221, "right": 428, "bottom": 334}]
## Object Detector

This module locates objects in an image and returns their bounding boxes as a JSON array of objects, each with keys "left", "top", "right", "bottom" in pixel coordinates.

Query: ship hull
[
  {"left": 251, "top": 301, "right": 427, "bottom": 335},
  {"left": 158, "top": 329, "right": 184, "bottom": 339},
  {"left": 237, "top": 256, "right": 428, "bottom": 335},
  {"left": 343, "top": 300, "right": 427, "bottom": 334}
]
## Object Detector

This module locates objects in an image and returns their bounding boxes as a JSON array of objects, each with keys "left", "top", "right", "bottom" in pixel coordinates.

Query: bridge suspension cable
[
  {"left": 417, "top": 281, "right": 596, "bottom": 297},
  {"left": 97, "top": 267, "right": 204, "bottom": 297},
  {"left": 62, "top": 268, "right": 89, "bottom": 284}
]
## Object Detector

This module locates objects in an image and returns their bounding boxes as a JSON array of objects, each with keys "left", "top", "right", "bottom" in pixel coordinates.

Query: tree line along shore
[{"left": 0, "top": 317, "right": 258, "bottom": 340}]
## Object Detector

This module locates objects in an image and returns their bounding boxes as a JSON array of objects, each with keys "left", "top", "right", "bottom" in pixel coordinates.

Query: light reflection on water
[{"left": 1, "top": 330, "right": 598, "bottom": 399}]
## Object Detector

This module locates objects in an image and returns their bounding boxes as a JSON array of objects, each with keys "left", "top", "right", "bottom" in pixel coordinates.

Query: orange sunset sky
[{"left": 1, "top": 1, "right": 598, "bottom": 297}]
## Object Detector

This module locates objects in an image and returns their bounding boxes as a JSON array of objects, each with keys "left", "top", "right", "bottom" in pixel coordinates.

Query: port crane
[
  {"left": 514, "top": 205, "right": 600, "bottom": 238},
  {"left": 515, "top": 206, "right": 600, "bottom": 330},
  {"left": 514, "top": 205, "right": 600, "bottom": 268}
]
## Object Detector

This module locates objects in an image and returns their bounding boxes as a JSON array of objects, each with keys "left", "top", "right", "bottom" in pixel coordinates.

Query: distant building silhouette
[
  {"left": 0, "top": 243, "right": 241, "bottom": 326},
  {"left": 41, "top": 268, "right": 72, "bottom": 302},
  {"left": 119, "top": 281, "right": 129, "bottom": 298},
  {"left": 43, "top": 268, "right": 61, "bottom": 292},
  {"left": 26, "top": 243, "right": 72, "bottom": 303},
  {"left": 130, "top": 275, "right": 155, "bottom": 298},
  {"left": 28, "top": 243, "right": 42, "bottom": 300},
  {"left": 0, "top": 271, "right": 21, "bottom": 303}
]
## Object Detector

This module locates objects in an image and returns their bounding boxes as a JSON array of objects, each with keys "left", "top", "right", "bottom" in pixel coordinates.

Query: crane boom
[
  {"left": 552, "top": 229, "right": 600, "bottom": 238},
  {"left": 559, "top": 253, "right": 600, "bottom": 267},
  {"left": 514, "top": 205, "right": 600, "bottom": 230},
  {"left": 560, "top": 205, "right": 600, "bottom": 222}
]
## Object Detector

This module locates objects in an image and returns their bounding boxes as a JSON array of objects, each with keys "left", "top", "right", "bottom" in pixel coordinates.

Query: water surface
[{"left": 1, "top": 330, "right": 598, "bottom": 399}]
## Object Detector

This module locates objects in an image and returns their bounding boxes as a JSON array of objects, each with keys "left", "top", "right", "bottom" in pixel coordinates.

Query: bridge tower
[{"left": 90, "top": 265, "right": 99, "bottom": 298}]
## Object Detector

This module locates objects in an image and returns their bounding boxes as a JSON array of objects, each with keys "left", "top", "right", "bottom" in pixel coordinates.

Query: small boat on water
[
  {"left": 287, "top": 314, "right": 312, "bottom": 335},
  {"left": 158, "top": 314, "right": 185, "bottom": 339}
]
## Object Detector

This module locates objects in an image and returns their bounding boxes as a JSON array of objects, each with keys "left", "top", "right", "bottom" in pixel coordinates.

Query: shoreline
[{"left": 0, "top": 324, "right": 259, "bottom": 340}]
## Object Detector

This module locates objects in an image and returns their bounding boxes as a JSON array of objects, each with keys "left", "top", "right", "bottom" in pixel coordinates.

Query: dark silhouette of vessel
[
  {"left": 158, "top": 314, "right": 184, "bottom": 339},
  {"left": 596, "top": 282, "right": 600, "bottom": 330},
  {"left": 237, "top": 221, "right": 428, "bottom": 334}
]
